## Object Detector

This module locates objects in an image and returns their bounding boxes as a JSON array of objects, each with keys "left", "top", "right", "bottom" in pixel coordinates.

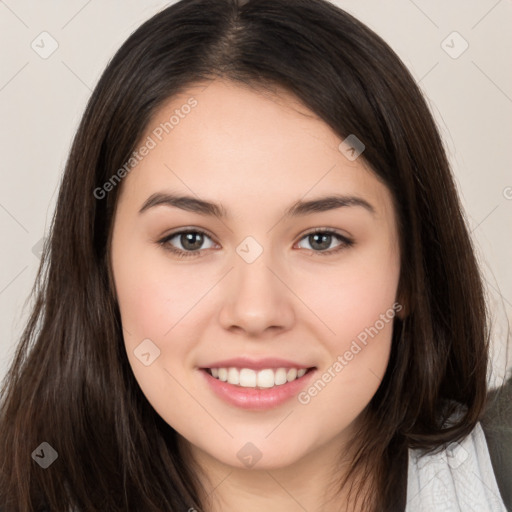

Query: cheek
[
  {"left": 300, "top": 243, "right": 400, "bottom": 347},
  {"left": 294, "top": 243, "right": 400, "bottom": 426},
  {"left": 113, "top": 243, "right": 214, "bottom": 341},
  {"left": 112, "top": 246, "right": 212, "bottom": 424},
  {"left": 112, "top": 243, "right": 225, "bottom": 402}
]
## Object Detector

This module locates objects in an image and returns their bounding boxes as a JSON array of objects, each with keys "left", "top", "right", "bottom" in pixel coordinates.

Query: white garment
[{"left": 406, "top": 422, "right": 507, "bottom": 511}]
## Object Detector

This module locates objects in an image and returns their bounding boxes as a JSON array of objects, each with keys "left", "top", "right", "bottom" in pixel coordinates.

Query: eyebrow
[{"left": 138, "top": 192, "right": 376, "bottom": 218}]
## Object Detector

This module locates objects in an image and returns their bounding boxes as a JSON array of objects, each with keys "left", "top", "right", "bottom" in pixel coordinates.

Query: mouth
[
  {"left": 199, "top": 364, "right": 317, "bottom": 410},
  {"left": 203, "top": 366, "right": 315, "bottom": 389}
]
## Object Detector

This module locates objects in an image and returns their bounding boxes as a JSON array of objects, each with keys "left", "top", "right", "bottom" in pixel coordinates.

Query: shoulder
[
  {"left": 481, "top": 377, "right": 512, "bottom": 511},
  {"left": 406, "top": 401, "right": 509, "bottom": 511}
]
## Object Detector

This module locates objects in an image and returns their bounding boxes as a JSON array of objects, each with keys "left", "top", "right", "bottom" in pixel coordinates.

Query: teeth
[
  {"left": 287, "top": 368, "right": 297, "bottom": 381},
  {"left": 274, "top": 368, "right": 287, "bottom": 385},
  {"left": 240, "top": 368, "right": 257, "bottom": 387},
  {"left": 208, "top": 367, "right": 310, "bottom": 388},
  {"left": 257, "top": 369, "right": 274, "bottom": 388},
  {"left": 228, "top": 367, "right": 240, "bottom": 385}
]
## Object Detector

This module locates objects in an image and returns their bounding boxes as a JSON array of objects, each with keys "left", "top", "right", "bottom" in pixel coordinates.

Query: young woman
[{"left": 0, "top": 0, "right": 510, "bottom": 511}]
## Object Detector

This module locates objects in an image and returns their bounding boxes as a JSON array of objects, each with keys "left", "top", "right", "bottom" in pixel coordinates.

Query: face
[{"left": 110, "top": 79, "right": 401, "bottom": 472}]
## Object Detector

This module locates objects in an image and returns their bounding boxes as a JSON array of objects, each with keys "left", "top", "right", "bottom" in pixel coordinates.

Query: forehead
[{"left": 117, "top": 79, "right": 393, "bottom": 218}]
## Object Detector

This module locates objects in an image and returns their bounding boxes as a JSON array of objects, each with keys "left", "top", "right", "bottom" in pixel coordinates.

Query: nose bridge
[
  {"left": 235, "top": 245, "right": 276, "bottom": 297},
  {"left": 218, "top": 237, "right": 295, "bottom": 334}
]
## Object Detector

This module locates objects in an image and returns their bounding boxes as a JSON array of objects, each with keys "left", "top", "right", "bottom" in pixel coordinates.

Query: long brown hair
[{"left": 0, "top": 0, "right": 490, "bottom": 510}]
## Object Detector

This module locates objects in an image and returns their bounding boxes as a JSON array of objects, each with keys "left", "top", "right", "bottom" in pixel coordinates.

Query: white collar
[{"left": 405, "top": 421, "right": 507, "bottom": 511}]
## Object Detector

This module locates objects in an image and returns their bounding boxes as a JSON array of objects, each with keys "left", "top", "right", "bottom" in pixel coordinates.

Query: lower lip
[{"left": 200, "top": 368, "right": 316, "bottom": 410}]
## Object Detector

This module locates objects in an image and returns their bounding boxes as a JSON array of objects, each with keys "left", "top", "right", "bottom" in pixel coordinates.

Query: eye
[
  {"left": 158, "top": 229, "right": 217, "bottom": 259},
  {"left": 295, "top": 228, "right": 354, "bottom": 255},
  {"left": 158, "top": 227, "right": 354, "bottom": 259}
]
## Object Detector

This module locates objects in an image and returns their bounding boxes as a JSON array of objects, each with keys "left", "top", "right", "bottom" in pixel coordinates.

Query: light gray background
[{"left": 1, "top": 0, "right": 511, "bottom": 388}]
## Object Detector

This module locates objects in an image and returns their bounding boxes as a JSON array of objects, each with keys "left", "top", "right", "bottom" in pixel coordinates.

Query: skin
[{"left": 110, "top": 79, "right": 401, "bottom": 512}]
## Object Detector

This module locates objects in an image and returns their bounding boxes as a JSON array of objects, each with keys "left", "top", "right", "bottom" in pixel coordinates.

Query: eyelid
[{"left": 159, "top": 226, "right": 218, "bottom": 242}]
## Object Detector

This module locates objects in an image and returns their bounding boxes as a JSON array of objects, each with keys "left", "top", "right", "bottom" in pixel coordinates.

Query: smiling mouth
[{"left": 203, "top": 366, "right": 316, "bottom": 389}]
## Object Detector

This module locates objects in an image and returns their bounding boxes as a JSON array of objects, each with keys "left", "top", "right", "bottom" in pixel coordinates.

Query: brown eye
[
  {"left": 296, "top": 229, "right": 354, "bottom": 255},
  {"left": 159, "top": 229, "right": 217, "bottom": 258},
  {"left": 177, "top": 232, "right": 205, "bottom": 251}
]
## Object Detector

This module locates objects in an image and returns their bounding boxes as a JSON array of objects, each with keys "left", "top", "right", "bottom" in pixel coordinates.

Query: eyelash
[{"left": 157, "top": 227, "right": 354, "bottom": 259}]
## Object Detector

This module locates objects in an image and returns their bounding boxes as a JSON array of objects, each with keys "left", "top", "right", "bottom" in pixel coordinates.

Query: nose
[{"left": 218, "top": 251, "right": 296, "bottom": 337}]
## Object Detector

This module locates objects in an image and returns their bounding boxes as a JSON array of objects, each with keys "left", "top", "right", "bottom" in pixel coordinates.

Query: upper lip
[{"left": 200, "top": 357, "right": 316, "bottom": 371}]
